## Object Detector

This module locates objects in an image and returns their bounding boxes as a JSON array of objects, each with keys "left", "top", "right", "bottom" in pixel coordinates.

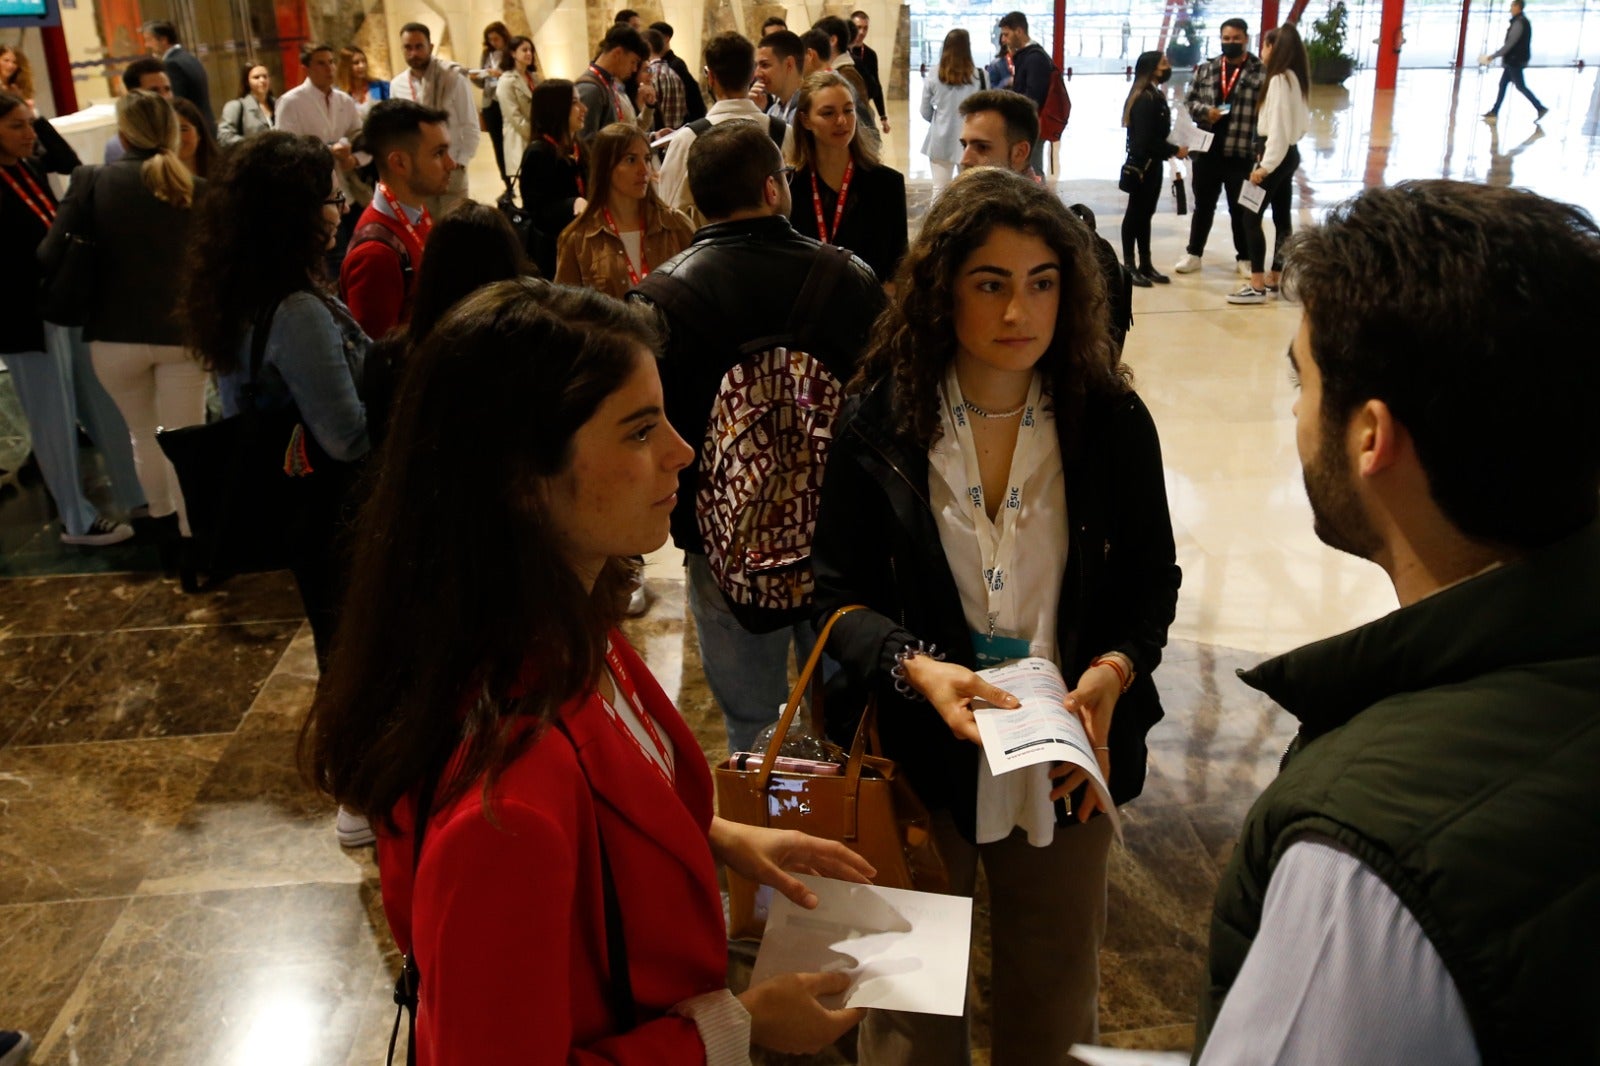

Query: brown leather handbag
[{"left": 715, "top": 605, "right": 949, "bottom": 940}]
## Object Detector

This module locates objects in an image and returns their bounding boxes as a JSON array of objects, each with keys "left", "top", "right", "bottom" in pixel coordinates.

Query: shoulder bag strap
[
  {"left": 784, "top": 244, "right": 854, "bottom": 345},
  {"left": 387, "top": 744, "right": 448, "bottom": 1066}
]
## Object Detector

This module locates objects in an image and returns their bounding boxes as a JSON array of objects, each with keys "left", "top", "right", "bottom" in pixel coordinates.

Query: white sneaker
[
  {"left": 626, "top": 583, "right": 650, "bottom": 617},
  {"left": 335, "top": 806, "right": 375, "bottom": 847},
  {"left": 59, "top": 516, "right": 134, "bottom": 547},
  {"left": 1173, "top": 253, "right": 1202, "bottom": 273},
  {"left": 1227, "top": 284, "right": 1269, "bottom": 305},
  {"left": 1236, "top": 259, "right": 1253, "bottom": 278}
]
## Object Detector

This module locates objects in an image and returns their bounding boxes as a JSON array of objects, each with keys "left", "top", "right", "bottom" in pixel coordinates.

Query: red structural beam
[
  {"left": 1284, "top": 0, "right": 1312, "bottom": 27},
  {"left": 41, "top": 25, "right": 78, "bottom": 115},
  {"left": 1052, "top": 0, "right": 1065, "bottom": 68},
  {"left": 1455, "top": 0, "right": 1473, "bottom": 68},
  {"left": 1376, "top": 0, "right": 1405, "bottom": 89},
  {"left": 1262, "top": 0, "right": 1281, "bottom": 36}
]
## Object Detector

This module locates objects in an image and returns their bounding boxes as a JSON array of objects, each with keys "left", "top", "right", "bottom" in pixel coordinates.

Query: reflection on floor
[{"left": 2, "top": 64, "right": 1597, "bottom": 1063}]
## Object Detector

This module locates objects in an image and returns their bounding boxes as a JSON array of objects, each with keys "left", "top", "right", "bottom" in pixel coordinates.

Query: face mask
[
  {"left": 1221, "top": 42, "right": 1245, "bottom": 59},
  {"left": 1157, "top": 69, "right": 1172, "bottom": 83}
]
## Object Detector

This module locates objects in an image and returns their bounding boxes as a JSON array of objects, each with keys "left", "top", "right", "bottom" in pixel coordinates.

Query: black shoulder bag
[{"left": 39, "top": 165, "right": 99, "bottom": 327}]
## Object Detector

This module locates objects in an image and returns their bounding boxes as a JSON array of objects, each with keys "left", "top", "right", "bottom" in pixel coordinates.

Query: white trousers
[{"left": 89, "top": 341, "right": 207, "bottom": 534}]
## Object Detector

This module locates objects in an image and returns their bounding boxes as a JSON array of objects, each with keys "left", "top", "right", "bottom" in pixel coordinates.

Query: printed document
[
  {"left": 1069, "top": 1048, "right": 1190, "bottom": 1066},
  {"left": 971, "top": 657, "right": 1120, "bottom": 836},
  {"left": 751, "top": 875, "right": 972, "bottom": 1016},
  {"left": 1237, "top": 181, "right": 1267, "bottom": 213},
  {"left": 1168, "top": 107, "right": 1216, "bottom": 152}
]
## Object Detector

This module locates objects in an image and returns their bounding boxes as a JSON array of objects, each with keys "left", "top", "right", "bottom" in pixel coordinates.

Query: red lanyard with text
[
  {"left": 601, "top": 639, "right": 673, "bottom": 785},
  {"left": 543, "top": 135, "right": 585, "bottom": 197},
  {"left": 602, "top": 206, "right": 647, "bottom": 286},
  {"left": 810, "top": 161, "right": 853, "bottom": 245},
  {"left": 377, "top": 181, "right": 432, "bottom": 254},
  {"left": 589, "top": 64, "right": 625, "bottom": 121},
  {"left": 1219, "top": 60, "right": 1244, "bottom": 101},
  {"left": 0, "top": 165, "right": 55, "bottom": 228}
]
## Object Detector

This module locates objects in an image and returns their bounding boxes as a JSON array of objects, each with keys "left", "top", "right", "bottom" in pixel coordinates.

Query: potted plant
[
  {"left": 1166, "top": 5, "right": 1205, "bottom": 68},
  {"left": 1305, "top": 1, "right": 1356, "bottom": 84}
]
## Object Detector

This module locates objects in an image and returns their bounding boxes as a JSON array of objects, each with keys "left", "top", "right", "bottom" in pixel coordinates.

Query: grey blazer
[
  {"left": 38, "top": 155, "right": 200, "bottom": 346},
  {"left": 219, "top": 95, "right": 274, "bottom": 146}
]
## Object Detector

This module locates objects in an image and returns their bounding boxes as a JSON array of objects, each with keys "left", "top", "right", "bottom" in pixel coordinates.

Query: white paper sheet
[
  {"left": 1069, "top": 1047, "right": 1191, "bottom": 1066},
  {"left": 750, "top": 875, "right": 973, "bottom": 1016},
  {"left": 1167, "top": 107, "right": 1216, "bottom": 152},
  {"left": 1237, "top": 180, "right": 1267, "bottom": 213},
  {"left": 971, "top": 657, "right": 1121, "bottom": 836}
]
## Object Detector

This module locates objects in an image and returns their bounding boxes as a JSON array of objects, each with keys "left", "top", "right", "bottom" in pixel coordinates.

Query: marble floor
[{"left": 2, "top": 64, "right": 1598, "bottom": 1064}]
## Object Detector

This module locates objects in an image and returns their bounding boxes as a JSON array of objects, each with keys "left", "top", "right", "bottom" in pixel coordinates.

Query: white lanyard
[{"left": 939, "top": 364, "right": 1046, "bottom": 637}]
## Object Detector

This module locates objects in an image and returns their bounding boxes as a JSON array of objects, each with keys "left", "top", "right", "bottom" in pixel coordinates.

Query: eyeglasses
[
  {"left": 773, "top": 166, "right": 797, "bottom": 185},
  {"left": 323, "top": 191, "right": 347, "bottom": 207}
]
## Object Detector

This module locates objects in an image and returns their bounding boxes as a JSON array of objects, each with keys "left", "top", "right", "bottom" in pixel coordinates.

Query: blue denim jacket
[{"left": 218, "top": 291, "right": 371, "bottom": 463}]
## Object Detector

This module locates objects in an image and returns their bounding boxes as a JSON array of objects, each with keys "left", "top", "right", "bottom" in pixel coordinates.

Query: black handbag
[
  {"left": 155, "top": 304, "right": 325, "bottom": 589},
  {"left": 39, "top": 165, "right": 99, "bottom": 327},
  {"left": 496, "top": 174, "right": 539, "bottom": 266},
  {"left": 1118, "top": 156, "right": 1149, "bottom": 194}
]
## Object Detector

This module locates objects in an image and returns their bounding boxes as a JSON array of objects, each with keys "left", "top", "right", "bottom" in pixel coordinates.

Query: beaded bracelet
[{"left": 891, "top": 640, "right": 946, "bottom": 699}]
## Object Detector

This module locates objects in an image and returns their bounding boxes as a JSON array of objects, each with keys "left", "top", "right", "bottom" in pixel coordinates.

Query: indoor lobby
[{"left": 1, "top": 34, "right": 1598, "bottom": 1064}]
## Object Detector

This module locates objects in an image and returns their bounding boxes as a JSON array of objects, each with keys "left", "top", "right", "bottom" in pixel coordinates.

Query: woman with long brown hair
[
  {"left": 0, "top": 45, "right": 33, "bottom": 104},
  {"left": 336, "top": 46, "right": 389, "bottom": 115},
  {"left": 1120, "top": 50, "right": 1186, "bottom": 286},
  {"left": 920, "top": 29, "right": 986, "bottom": 193},
  {"left": 302, "top": 278, "right": 872, "bottom": 1061},
  {"left": 518, "top": 79, "right": 587, "bottom": 277},
  {"left": 555, "top": 121, "right": 692, "bottom": 297},
  {"left": 219, "top": 63, "right": 275, "bottom": 145},
  {"left": 811, "top": 167, "right": 1179, "bottom": 1066},
  {"left": 173, "top": 97, "right": 221, "bottom": 177},
  {"left": 1229, "top": 23, "right": 1310, "bottom": 305},
  {"left": 788, "top": 70, "right": 906, "bottom": 285},
  {"left": 494, "top": 34, "right": 540, "bottom": 178}
]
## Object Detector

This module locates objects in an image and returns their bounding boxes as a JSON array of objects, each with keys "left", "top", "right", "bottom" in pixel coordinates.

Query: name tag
[{"left": 970, "top": 629, "right": 1032, "bottom": 669}]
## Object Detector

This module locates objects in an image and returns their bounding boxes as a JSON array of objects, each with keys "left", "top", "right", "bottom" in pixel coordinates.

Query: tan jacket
[{"left": 554, "top": 199, "right": 695, "bottom": 299}]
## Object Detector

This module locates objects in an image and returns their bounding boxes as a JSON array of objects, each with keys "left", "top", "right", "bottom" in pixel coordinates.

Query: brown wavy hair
[
  {"left": 851, "top": 166, "right": 1128, "bottom": 450},
  {"left": 787, "top": 70, "right": 880, "bottom": 169}
]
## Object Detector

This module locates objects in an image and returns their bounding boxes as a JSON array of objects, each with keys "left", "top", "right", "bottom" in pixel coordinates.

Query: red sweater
[{"left": 339, "top": 201, "right": 426, "bottom": 340}]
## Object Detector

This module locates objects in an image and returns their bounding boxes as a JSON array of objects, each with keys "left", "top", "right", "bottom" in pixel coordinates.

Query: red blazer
[
  {"left": 339, "top": 202, "right": 423, "bottom": 341},
  {"left": 376, "top": 633, "right": 728, "bottom": 1064}
]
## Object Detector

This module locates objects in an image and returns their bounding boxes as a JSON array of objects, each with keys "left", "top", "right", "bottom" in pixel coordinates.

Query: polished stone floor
[{"left": 2, "top": 64, "right": 1597, "bottom": 1063}]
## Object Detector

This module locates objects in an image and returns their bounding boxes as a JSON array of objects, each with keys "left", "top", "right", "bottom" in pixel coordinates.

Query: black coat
[
  {"left": 1126, "top": 87, "right": 1178, "bottom": 164},
  {"left": 1010, "top": 42, "right": 1054, "bottom": 110},
  {"left": 517, "top": 139, "right": 585, "bottom": 279},
  {"left": 811, "top": 377, "right": 1181, "bottom": 841},
  {"left": 663, "top": 50, "right": 707, "bottom": 122},
  {"left": 788, "top": 161, "right": 907, "bottom": 287},
  {"left": 164, "top": 46, "right": 214, "bottom": 119},
  {"left": 1, "top": 158, "right": 59, "bottom": 354}
]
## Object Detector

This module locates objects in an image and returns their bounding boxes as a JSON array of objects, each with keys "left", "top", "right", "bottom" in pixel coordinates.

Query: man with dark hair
[
  {"left": 614, "top": 8, "right": 642, "bottom": 28},
  {"left": 957, "top": 88, "right": 1039, "bottom": 177},
  {"left": 649, "top": 20, "right": 707, "bottom": 121},
  {"left": 659, "top": 32, "right": 785, "bottom": 225},
  {"left": 762, "top": 15, "right": 788, "bottom": 34},
  {"left": 104, "top": 58, "right": 172, "bottom": 162},
  {"left": 278, "top": 43, "right": 368, "bottom": 266},
  {"left": 1481, "top": 0, "right": 1548, "bottom": 123},
  {"left": 998, "top": 11, "right": 1051, "bottom": 172},
  {"left": 644, "top": 29, "right": 687, "bottom": 132},
  {"left": 577, "top": 25, "right": 656, "bottom": 143},
  {"left": 340, "top": 100, "right": 455, "bottom": 340},
  {"left": 814, "top": 14, "right": 881, "bottom": 150},
  {"left": 1195, "top": 180, "right": 1600, "bottom": 1063},
  {"left": 390, "top": 22, "right": 477, "bottom": 215},
  {"left": 1175, "top": 18, "right": 1263, "bottom": 277},
  {"left": 142, "top": 20, "right": 211, "bottom": 118},
  {"left": 800, "top": 28, "right": 833, "bottom": 75},
  {"left": 756, "top": 30, "right": 806, "bottom": 123},
  {"left": 629, "top": 121, "right": 884, "bottom": 754},
  {"left": 848, "top": 10, "right": 890, "bottom": 134}
]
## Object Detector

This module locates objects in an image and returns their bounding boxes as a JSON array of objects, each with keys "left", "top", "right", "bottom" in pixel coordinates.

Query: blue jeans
[
  {"left": 1491, "top": 65, "right": 1545, "bottom": 115},
  {"left": 685, "top": 553, "right": 822, "bottom": 754}
]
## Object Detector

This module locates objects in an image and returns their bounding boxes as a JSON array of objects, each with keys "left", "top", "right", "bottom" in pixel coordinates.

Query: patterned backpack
[{"left": 690, "top": 245, "right": 854, "bottom": 632}]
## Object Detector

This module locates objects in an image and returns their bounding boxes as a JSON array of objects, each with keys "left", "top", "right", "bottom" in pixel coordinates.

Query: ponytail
[{"left": 115, "top": 90, "right": 196, "bottom": 208}]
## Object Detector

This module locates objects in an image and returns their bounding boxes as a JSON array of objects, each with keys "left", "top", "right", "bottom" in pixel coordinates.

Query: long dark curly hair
[
  {"left": 179, "top": 131, "right": 335, "bottom": 373},
  {"left": 852, "top": 167, "right": 1128, "bottom": 451}
]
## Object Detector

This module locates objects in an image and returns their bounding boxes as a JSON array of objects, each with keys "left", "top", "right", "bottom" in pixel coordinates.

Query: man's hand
[{"left": 1206, "top": 106, "right": 1223, "bottom": 124}]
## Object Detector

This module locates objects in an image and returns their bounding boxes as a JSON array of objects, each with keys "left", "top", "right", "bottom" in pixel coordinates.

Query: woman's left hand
[
  {"left": 711, "top": 818, "right": 877, "bottom": 909},
  {"left": 1048, "top": 663, "right": 1121, "bottom": 819},
  {"left": 1250, "top": 167, "right": 1267, "bottom": 184}
]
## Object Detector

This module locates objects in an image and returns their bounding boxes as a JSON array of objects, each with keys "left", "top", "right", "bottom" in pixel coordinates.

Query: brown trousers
[{"left": 856, "top": 809, "right": 1114, "bottom": 1066}]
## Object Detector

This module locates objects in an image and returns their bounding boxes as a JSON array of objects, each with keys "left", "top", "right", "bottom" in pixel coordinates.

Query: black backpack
[
  {"left": 686, "top": 114, "right": 788, "bottom": 148},
  {"left": 1069, "top": 203, "right": 1133, "bottom": 351}
]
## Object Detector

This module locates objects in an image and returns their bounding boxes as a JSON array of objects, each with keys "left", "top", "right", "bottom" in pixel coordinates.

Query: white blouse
[
  {"left": 929, "top": 369, "right": 1069, "bottom": 846},
  {"left": 1256, "top": 71, "right": 1309, "bottom": 175}
]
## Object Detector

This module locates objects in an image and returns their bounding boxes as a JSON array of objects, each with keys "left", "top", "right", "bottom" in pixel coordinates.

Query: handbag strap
[{"left": 754, "top": 604, "right": 867, "bottom": 790}]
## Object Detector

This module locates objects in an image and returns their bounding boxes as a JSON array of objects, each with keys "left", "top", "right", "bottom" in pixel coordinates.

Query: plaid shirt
[
  {"left": 1183, "top": 54, "right": 1264, "bottom": 160},
  {"left": 649, "top": 58, "right": 687, "bottom": 131}
]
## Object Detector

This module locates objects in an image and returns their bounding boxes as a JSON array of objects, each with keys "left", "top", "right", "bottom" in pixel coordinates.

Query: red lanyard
[
  {"left": 602, "top": 206, "right": 647, "bottom": 287},
  {"left": 589, "top": 64, "right": 625, "bottom": 121},
  {"left": 601, "top": 640, "right": 673, "bottom": 785},
  {"left": 0, "top": 164, "right": 55, "bottom": 229},
  {"left": 1220, "top": 60, "right": 1244, "bottom": 102},
  {"left": 810, "top": 161, "right": 853, "bottom": 245},
  {"left": 377, "top": 181, "right": 432, "bottom": 254},
  {"left": 543, "top": 135, "right": 585, "bottom": 197}
]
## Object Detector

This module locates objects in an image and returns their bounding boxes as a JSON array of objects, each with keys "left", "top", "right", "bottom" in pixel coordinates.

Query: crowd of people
[{"left": 1, "top": 8, "right": 1596, "bottom": 1066}]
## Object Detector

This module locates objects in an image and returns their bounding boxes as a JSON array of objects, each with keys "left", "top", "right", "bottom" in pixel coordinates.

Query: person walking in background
[
  {"left": 1121, "top": 51, "right": 1186, "bottom": 287},
  {"left": 1176, "top": 18, "right": 1263, "bottom": 277},
  {"left": 495, "top": 35, "right": 539, "bottom": 182},
  {"left": 391, "top": 22, "right": 478, "bottom": 216},
  {"left": 337, "top": 46, "right": 389, "bottom": 116},
  {"left": 519, "top": 80, "right": 588, "bottom": 278},
  {"left": 650, "top": 21, "right": 707, "bottom": 122},
  {"left": 1482, "top": 0, "right": 1547, "bottom": 124},
  {"left": 142, "top": 21, "right": 212, "bottom": 119},
  {"left": 644, "top": 29, "right": 686, "bottom": 134},
  {"left": 173, "top": 98, "right": 220, "bottom": 178},
  {"left": 788, "top": 71, "right": 908, "bottom": 288},
  {"left": 576, "top": 25, "right": 656, "bottom": 144},
  {"left": 219, "top": 63, "right": 275, "bottom": 146},
  {"left": 277, "top": 43, "right": 368, "bottom": 269},
  {"left": 556, "top": 122, "right": 693, "bottom": 298},
  {"left": 922, "top": 29, "right": 987, "bottom": 193},
  {"left": 998, "top": 12, "right": 1050, "bottom": 172},
  {"left": 1, "top": 92, "right": 135, "bottom": 548},
  {"left": 40, "top": 90, "right": 205, "bottom": 549},
  {"left": 0, "top": 45, "right": 33, "bottom": 106},
  {"left": 849, "top": 10, "right": 890, "bottom": 134},
  {"left": 1229, "top": 25, "right": 1308, "bottom": 305},
  {"left": 474, "top": 22, "right": 510, "bottom": 182}
]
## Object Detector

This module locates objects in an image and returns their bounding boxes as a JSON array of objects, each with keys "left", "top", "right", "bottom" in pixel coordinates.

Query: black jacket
[
  {"left": 38, "top": 156, "right": 200, "bottom": 346},
  {"left": 517, "top": 139, "right": 585, "bottom": 278},
  {"left": 2, "top": 158, "right": 59, "bottom": 354},
  {"left": 663, "top": 50, "right": 707, "bottom": 122},
  {"left": 163, "top": 45, "right": 214, "bottom": 119},
  {"left": 627, "top": 214, "right": 885, "bottom": 553},
  {"left": 849, "top": 43, "right": 887, "bottom": 119},
  {"left": 811, "top": 376, "right": 1181, "bottom": 841},
  {"left": 787, "top": 161, "right": 907, "bottom": 287},
  {"left": 1010, "top": 42, "right": 1054, "bottom": 110},
  {"left": 1126, "top": 87, "right": 1178, "bottom": 164}
]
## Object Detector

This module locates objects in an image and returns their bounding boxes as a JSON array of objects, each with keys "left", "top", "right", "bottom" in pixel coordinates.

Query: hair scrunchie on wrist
[{"left": 890, "top": 640, "right": 946, "bottom": 699}]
